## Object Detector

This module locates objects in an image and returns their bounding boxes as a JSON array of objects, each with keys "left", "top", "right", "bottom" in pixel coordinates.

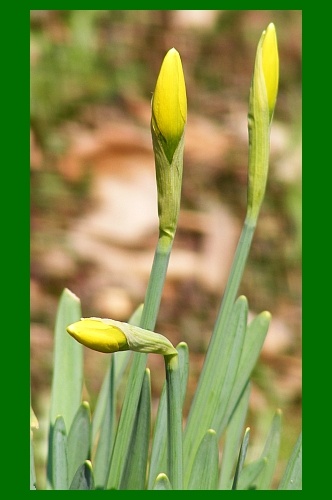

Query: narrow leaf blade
[
  {"left": 148, "top": 383, "right": 167, "bottom": 488},
  {"left": 30, "top": 432, "right": 37, "bottom": 490},
  {"left": 119, "top": 368, "right": 151, "bottom": 489},
  {"left": 188, "top": 429, "right": 219, "bottom": 490},
  {"left": 183, "top": 221, "right": 255, "bottom": 485},
  {"left": 50, "top": 288, "right": 83, "bottom": 430},
  {"left": 67, "top": 401, "right": 91, "bottom": 485},
  {"left": 255, "top": 409, "right": 282, "bottom": 490},
  {"left": 92, "top": 359, "right": 116, "bottom": 489},
  {"left": 219, "top": 310, "right": 270, "bottom": 435},
  {"left": 52, "top": 416, "right": 68, "bottom": 490},
  {"left": 184, "top": 296, "right": 248, "bottom": 485},
  {"left": 47, "top": 289, "right": 83, "bottom": 489},
  {"left": 165, "top": 353, "right": 183, "bottom": 490},
  {"left": 237, "top": 457, "right": 268, "bottom": 490},
  {"left": 69, "top": 460, "right": 95, "bottom": 490},
  {"left": 219, "top": 382, "right": 251, "bottom": 489},
  {"left": 278, "top": 431, "right": 302, "bottom": 490},
  {"left": 232, "top": 427, "right": 250, "bottom": 490},
  {"left": 106, "top": 354, "right": 147, "bottom": 489}
]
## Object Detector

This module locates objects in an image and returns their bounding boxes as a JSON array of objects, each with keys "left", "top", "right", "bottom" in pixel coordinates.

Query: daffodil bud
[
  {"left": 262, "top": 23, "right": 279, "bottom": 121},
  {"left": 247, "top": 23, "right": 279, "bottom": 223},
  {"left": 67, "top": 317, "right": 177, "bottom": 356},
  {"left": 152, "top": 48, "right": 187, "bottom": 163},
  {"left": 151, "top": 48, "right": 187, "bottom": 242}
]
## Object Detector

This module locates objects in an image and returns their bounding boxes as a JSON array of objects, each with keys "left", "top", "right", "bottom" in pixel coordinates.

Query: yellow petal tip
[{"left": 67, "top": 318, "right": 128, "bottom": 354}]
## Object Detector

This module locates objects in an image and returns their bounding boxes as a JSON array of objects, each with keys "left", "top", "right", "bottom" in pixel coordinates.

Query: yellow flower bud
[
  {"left": 247, "top": 23, "right": 279, "bottom": 222},
  {"left": 67, "top": 317, "right": 177, "bottom": 356},
  {"left": 67, "top": 318, "right": 128, "bottom": 353},
  {"left": 152, "top": 48, "right": 187, "bottom": 163},
  {"left": 261, "top": 23, "right": 279, "bottom": 120}
]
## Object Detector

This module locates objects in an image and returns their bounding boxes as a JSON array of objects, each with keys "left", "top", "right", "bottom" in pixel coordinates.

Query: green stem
[
  {"left": 183, "top": 215, "right": 256, "bottom": 485},
  {"left": 140, "top": 235, "right": 173, "bottom": 330},
  {"left": 165, "top": 353, "right": 182, "bottom": 490},
  {"left": 107, "top": 235, "right": 173, "bottom": 489}
]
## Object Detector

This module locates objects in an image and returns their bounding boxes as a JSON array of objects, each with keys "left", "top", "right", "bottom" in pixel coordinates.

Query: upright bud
[
  {"left": 262, "top": 23, "right": 279, "bottom": 121},
  {"left": 247, "top": 23, "right": 279, "bottom": 223},
  {"left": 152, "top": 48, "right": 187, "bottom": 163},
  {"left": 151, "top": 48, "right": 187, "bottom": 243},
  {"left": 67, "top": 317, "right": 177, "bottom": 356}
]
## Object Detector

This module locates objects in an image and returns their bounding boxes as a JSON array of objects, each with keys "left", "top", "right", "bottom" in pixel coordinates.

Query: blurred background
[{"left": 30, "top": 10, "right": 302, "bottom": 487}]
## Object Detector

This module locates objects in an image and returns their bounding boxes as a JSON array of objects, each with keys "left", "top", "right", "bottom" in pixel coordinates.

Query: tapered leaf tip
[
  {"left": 63, "top": 287, "right": 80, "bottom": 302},
  {"left": 82, "top": 401, "right": 91, "bottom": 413},
  {"left": 157, "top": 473, "right": 168, "bottom": 479},
  {"left": 261, "top": 311, "right": 272, "bottom": 320}
]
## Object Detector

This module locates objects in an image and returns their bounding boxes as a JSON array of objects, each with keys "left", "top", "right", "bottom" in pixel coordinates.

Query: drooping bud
[
  {"left": 67, "top": 317, "right": 177, "bottom": 356},
  {"left": 67, "top": 318, "right": 128, "bottom": 353}
]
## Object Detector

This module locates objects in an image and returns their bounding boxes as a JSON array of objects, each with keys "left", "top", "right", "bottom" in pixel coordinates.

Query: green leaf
[
  {"left": 47, "top": 289, "right": 83, "bottom": 489},
  {"left": 148, "top": 383, "right": 167, "bottom": 488},
  {"left": 165, "top": 353, "right": 183, "bottom": 490},
  {"left": 219, "top": 382, "right": 251, "bottom": 489},
  {"left": 52, "top": 416, "right": 68, "bottom": 490},
  {"left": 69, "top": 461, "right": 95, "bottom": 490},
  {"left": 218, "top": 310, "right": 270, "bottom": 435},
  {"left": 106, "top": 354, "right": 148, "bottom": 489},
  {"left": 177, "top": 342, "right": 189, "bottom": 404},
  {"left": 187, "top": 429, "right": 219, "bottom": 490},
  {"left": 184, "top": 296, "right": 248, "bottom": 486},
  {"left": 91, "top": 362, "right": 111, "bottom": 450},
  {"left": 255, "top": 409, "right": 282, "bottom": 490},
  {"left": 30, "top": 432, "right": 37, "bottom": 490},
  {"left": 91, "top": 306, "right": 142, "bottom": 488},
  {"left": 212, "top": 296, "right": 248, "bottom": 435},
  {"left": 237, "top": 457, "right": 267, "bottom": 490},
  {"left": 153, "top": 473, "right": 172, "bottom": 490},
  {"left": 49, "top": 288, "right": 83, "bottom": 430},
  {"left": 67, "top": 401, "right": 91, "bottom": 485},
  {"left": 119, "top": 368, "right": 151, "bottom": 489},
  {"left": 105, "top": 298, "right": 154, "bottom": 490},
  {"left": 278, "top": 431, "right": 302, "bottom": 490},
  {"left": 107, "top": 353, "right": 147, "bottom": 489},
  {"left": 92, "top": 359, "right": 115, "bottom": 489},
  {"left": 183, "top": 218, "right": 256, "bottom": 483},
  {"left": 232, "top": 427, "right": 250, "bottom": 490},
  {"left": 147, "top": 342, "right": 188, "bottom": 489}
]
